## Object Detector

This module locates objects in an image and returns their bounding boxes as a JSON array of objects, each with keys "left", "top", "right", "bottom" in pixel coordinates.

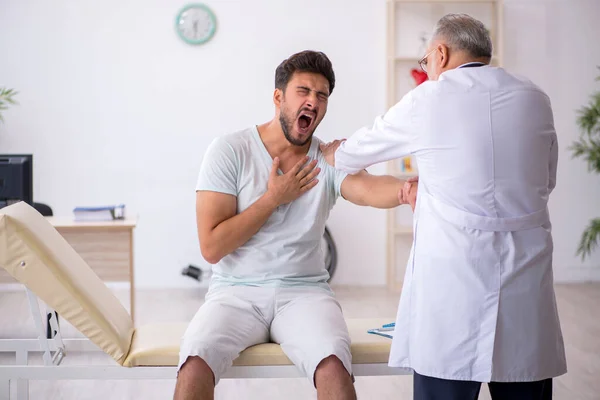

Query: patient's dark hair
[{"left": 275, "top": 50, "right": 335, "bottom": 95}]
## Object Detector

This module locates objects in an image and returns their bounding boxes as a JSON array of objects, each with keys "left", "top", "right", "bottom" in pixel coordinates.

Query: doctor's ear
[{"left": 438, "top": 44, "right": 450, "bottom": 69}]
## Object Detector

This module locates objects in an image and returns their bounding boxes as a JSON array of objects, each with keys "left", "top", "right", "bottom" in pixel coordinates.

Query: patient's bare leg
[
  {"left": 315, "top": 355, "right": 357, "bottom": 400},
  {"left": 173, "top": 356, "right": 215, "bottom": 400}
]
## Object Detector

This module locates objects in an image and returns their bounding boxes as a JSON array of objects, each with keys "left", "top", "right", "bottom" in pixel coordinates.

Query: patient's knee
[
  {"left": 315, "top": 355, "right": 350, "bottom": 382},
  {"left": 179, "top": 356, "right": 215, "bottom": 384}
]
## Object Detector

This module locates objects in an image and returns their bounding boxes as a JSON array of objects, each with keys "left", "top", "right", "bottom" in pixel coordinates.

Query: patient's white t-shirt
[{"left": 196, "top": 126, "right": 348, "bottom": 290}]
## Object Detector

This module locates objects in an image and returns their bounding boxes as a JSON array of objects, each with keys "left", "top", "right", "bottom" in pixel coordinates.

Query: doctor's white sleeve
[
  {"left": 334, "top": 91, "right": 419, "bottom": 174},
  {"left": 548, "top": 134, "right": 558, "bottom": 193},
  {"left": 546, "top": 95, "right": 558, "bottom": 194}
]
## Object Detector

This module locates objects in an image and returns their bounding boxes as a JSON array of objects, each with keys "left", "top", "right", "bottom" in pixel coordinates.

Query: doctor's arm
[
  {"left": 321, "top": 92, "right": 418, "bottom": 173},
  {"left": 340, "top": 171, "right": 416, "bottom": 209}
]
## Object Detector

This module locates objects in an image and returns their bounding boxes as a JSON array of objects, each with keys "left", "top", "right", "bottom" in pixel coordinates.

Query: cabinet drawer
[
  {"left": 0, "top": 229, "right": 132, "bottom": 283},
  {"left": 59, "top": 229, "right": 131, "bottom": 281}
]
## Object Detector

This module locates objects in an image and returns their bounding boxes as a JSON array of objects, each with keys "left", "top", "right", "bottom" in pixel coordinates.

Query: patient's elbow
[
  {"left": 200, "top": 243, "right": 222, "bottom": 264},
  {"left": 355, "top": 196, "right": 369, "bottom": 207}
]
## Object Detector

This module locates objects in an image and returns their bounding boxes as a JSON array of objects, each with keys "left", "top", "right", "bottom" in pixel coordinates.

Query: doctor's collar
[{"left": 458, "top": 62, "right": 487, "bottom": 68}]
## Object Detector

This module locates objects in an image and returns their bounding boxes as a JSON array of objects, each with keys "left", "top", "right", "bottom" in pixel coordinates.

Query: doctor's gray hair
[{"left": 433, "top": 14, "right": 493, "bottom": 59}]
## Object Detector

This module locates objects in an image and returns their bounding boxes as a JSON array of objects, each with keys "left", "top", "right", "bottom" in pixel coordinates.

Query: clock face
[{"left": 176, "top": 4, "right": 217, "bottom": 45}]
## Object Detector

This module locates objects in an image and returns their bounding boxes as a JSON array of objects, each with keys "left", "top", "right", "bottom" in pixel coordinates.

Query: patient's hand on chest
[{"left": 264, "top": 155, "right": 321, "bottom": 207}]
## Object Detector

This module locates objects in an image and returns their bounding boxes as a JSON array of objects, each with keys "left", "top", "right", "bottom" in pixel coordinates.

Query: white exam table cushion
[{"left": 123, "top": 319, "right": 393, "bottom": 367}]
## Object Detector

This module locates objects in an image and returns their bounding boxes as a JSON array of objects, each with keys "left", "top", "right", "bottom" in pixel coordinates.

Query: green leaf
[
  {"left": 569, "top": 136, "right": 600, "bottom": 172},
  {"left": 0, "top": 87, "right": 18, "bottom": 123},
  {"left": 577, "top": 218, "right": 600, "bottom": 260},
  {"left": 576, "top": 92, "right": 600, "bottom": 136}
]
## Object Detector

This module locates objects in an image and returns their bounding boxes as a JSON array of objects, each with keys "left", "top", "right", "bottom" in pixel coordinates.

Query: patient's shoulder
[
  {"left": 205, "top": 127, "right": 257, "bottom": 161},
  {"left": 214, "top": 127, "right": 256, "bottom": 149}
]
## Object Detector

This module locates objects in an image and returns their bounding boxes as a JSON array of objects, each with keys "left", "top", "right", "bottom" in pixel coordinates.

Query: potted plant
[
  {"left": 570, "top": 67, "right": 600, "bottom": 260},
  {"left": 0, "top": 87, "right": 18, "bottom": 123}
]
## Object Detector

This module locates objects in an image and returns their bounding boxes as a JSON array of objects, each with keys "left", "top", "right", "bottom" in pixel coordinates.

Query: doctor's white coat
[{"left": 335, "top": 65, "right": 567, "bottom": 382}]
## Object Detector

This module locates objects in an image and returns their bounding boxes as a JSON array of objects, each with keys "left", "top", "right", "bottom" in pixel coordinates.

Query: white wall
[{"left": 0, "top": 0, "right": 599, "bottom": 288}]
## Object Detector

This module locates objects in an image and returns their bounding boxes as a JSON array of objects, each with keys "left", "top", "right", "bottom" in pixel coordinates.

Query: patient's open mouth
[{"left": 297, "top": 111, "right": 315, "bottom": 134}]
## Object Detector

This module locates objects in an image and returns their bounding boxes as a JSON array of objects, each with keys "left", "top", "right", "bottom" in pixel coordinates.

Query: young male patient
[{"left": 173, "top": 50, "right": 415, "bottom": 400}]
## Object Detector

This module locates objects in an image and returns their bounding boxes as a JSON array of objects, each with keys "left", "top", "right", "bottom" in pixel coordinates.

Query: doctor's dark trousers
[{"left": 413, "top": 371, "right": 553, "bottom": 400}]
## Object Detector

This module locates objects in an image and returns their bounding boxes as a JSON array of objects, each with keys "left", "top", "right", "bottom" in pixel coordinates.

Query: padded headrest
[{"left": 0, "top": 202, "right": 134, "bottom": 365}]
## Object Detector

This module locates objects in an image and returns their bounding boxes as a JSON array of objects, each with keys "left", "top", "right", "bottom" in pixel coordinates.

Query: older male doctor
[{"left": 321, "top": 13, "right": 567, "bottom": 400}]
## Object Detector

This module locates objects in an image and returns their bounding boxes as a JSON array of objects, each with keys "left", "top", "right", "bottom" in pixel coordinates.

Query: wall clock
[{"left": 175, "top": 3, "right": 217, "bottom": 45}]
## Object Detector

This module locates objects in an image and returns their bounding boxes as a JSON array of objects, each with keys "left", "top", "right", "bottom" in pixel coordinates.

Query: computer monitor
[{"left": 0, "top": 154, "right": 33, "bottom": 208}]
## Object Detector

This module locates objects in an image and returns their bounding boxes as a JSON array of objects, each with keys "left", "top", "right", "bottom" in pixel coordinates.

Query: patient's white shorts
[{"left": 178, "top": 285, "right": 352, "bottom": 385}]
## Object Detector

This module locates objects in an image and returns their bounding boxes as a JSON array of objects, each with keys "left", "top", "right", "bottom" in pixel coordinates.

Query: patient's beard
[{"left": 280, "top": 109, "right": 312, "bottom": 147}]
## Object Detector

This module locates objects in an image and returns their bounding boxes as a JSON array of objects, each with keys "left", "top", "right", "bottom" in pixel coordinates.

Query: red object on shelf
[{"left": 411, "top": 69, "right": 428, "bottom": 86}]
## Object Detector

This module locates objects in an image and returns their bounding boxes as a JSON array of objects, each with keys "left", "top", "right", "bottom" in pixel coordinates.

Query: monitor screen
[{"left": 0, "top": 154, "right": 33, "bottom": 208}]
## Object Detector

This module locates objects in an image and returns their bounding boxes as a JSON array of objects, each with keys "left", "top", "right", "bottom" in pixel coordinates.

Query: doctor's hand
[
  {"left": 398, "top": 176, "right": 418, "bottom": 211},
  {"left": 265, "top": 156, "right": 320, "bottom": 206},
  {"left": 319, "top": 139, "right": 345, "bottom": 167}
]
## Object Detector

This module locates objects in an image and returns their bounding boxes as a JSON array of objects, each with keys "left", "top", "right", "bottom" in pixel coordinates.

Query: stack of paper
[
  {"left": 367, "top": 322, "right": 395, "bottom": 339},
  {"left": 73, "top": 204, "right": 125, "bottom": 221}
]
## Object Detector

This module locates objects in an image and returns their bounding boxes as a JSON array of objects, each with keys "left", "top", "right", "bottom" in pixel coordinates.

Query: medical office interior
[{"left": 1, "top": 0, "right": 599, "bottom": 399}]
